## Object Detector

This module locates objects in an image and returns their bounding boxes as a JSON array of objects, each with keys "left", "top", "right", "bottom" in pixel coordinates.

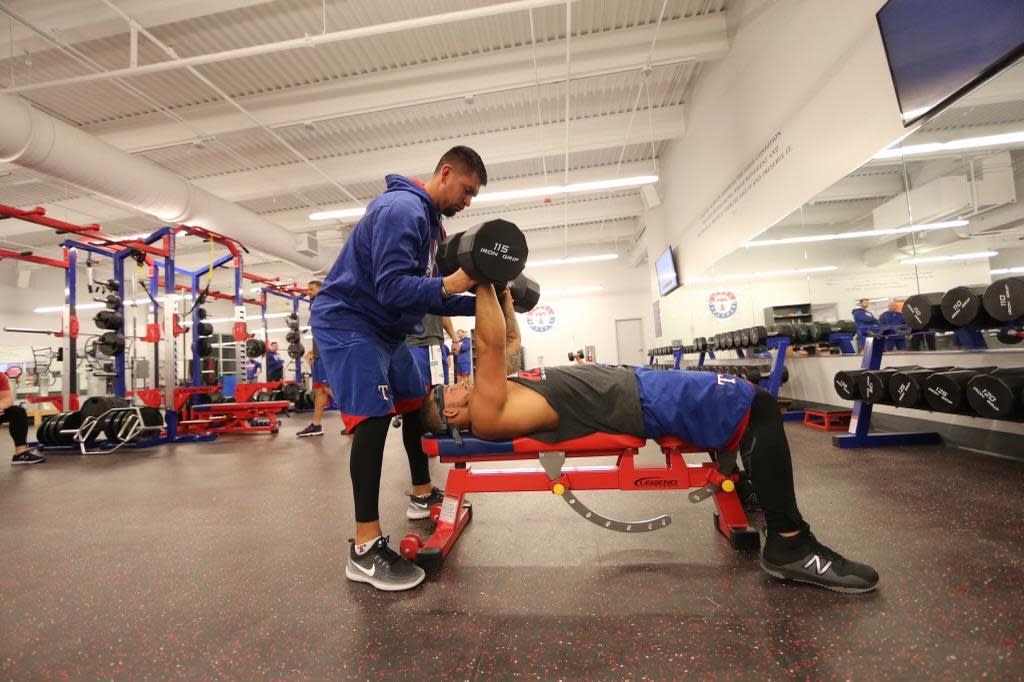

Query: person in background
[
  {"left": 407, "top": 314, "right": 456, "bottom": 388},
  {"left": 245, "top": 357, "right": 262, "bottom": 383},
  {"left": 298, "top": 280, "right": 347, "bottom": 437},
  {"left": 851, "top": 298, "right": 878, "bottom": 351},
  {"left": 454, "top": 329, "right": 472, "bottom": 383},
  {"left": 1, "top": 372, "right": 46, "bottom": 465},
  {"left": 878, "top": 299, "right": 908, "bottom": 351},
  {"left": 266, "top": 341, "right": 284, "bottom": 382}
]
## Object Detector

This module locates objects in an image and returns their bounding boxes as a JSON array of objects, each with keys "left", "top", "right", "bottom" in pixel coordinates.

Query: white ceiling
[{"left": 0, "top": 0, "right": 729, "bottom": 282}]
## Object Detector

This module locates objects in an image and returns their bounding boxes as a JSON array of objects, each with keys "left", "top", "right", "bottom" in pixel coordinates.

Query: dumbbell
[
  {"left": 983, "top": 277, "right": 1024, "bottom": 323},
  {"left": 966, "top": 368, "right": 1024, "bottom": 419},
  {"left": 94, "top": 309, "right": 123, "bottom": 330},
  {"left": 439, "top": 219, "right": 529, "bottom": 283},
  {"left": 903, "top": 292, "right": 955, "bottom": 331},
  {"left": 923, "top": 367, "right": 998, "bottom": 414},
  {"left": 507, "top": 273, "right": 541, "bottom": 313},
  {"left": 857, "top": 366, "right": 922, "bottom": 405},
  {"left": 941, "top": 286, "right": 999, "bottom": 328},
  {"left": 888, "top": 367, "right": 955, "bottom": 408},
  {"left": 833, "top": 369, "right": 872, "bottom": 401},
  {"left": 731, "top": 330, "right": 744, "bottom": 349}
]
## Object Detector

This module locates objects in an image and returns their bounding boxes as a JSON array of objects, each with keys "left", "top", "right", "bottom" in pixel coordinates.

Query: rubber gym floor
[{"left": 2, "top": 415, "right": 1022, "bottom": 680}]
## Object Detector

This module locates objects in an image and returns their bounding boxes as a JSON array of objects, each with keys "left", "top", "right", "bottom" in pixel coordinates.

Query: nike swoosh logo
[{"left": 352, "top": 560, "right": 376, "bottom": 577}]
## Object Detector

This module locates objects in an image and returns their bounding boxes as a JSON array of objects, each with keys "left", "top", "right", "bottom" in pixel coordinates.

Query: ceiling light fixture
[
  {"left": 309, "top": 175, "right": 659, "bottom": 221},
  {"left": 875, "top": 130, "right": 1024, "bottom": 160},
  {"left": 990, "top": 266, "right": 1024, "bottom": 275},
  {"left": 745, "top": 220, "right": 969, "bottom": 247},
  {"left": 685, "top": 265, "right": 839, "bottom": 284},
  {"left": 899, "top": 251, "right": 998, "bottom": 265},
  {"left": 526, "top": 253, "right": 619, "bottom": 268}
]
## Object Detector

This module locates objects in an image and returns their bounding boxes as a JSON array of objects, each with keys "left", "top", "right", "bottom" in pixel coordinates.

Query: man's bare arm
[
  {"left": 442, "top": 316, "right": 456, "bottom": 343},
  {"left": 499, "top": 290, "right": 522, "bottom": 374}
]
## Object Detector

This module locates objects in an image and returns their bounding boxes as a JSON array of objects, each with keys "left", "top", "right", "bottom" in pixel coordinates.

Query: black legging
[
  {"left": 349, "top": 413, "right": 432, "bottom": 523},
  {"left": 738, "top": 388, "right": 806, "bottom": 534},
  {"left": 0, "top": 405, "right": 30, "bottom": 447}
]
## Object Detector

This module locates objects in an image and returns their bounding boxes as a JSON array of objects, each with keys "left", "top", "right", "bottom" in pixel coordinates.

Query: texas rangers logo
[
  {"left": 708, "top": 291, "right": 738, "bottom": 319},
  {"left": 377, "top": 385, "right": 390, "bottom": 400},
  {"left": 527, "top": 305, "right": 556, "bottom": 332}
]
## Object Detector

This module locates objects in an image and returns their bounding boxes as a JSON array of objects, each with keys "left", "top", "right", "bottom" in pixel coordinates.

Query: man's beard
[{"left": 442, "top": 205, "right": 460, "bottom": 218}]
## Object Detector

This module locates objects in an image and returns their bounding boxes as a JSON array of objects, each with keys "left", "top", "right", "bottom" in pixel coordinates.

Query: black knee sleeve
[{"left": 349, "top": 416, "right": 392, "bottom": 523}]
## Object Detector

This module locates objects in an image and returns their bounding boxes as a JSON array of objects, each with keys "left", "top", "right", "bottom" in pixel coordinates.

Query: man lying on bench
[{"left": 418, "top": 283, "right": 879, "bottom": 594}]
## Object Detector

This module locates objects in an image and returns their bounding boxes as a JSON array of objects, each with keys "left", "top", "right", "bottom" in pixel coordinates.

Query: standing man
[
  {"left": 878, "top": 299, "right": 907, "bottom": 351},
  {"left": 453, "top": 329, "right": 473, "bottom": 383},
  {"left": 298, "top": 279, "right": 345, "bottom": 437},
  {"left": 851, "top": 298, "right": 878, "bottom": 351},
  {"left": 310, "top": 146, "right": 486, "bottom": 591},
  {"left": 1, "top": 372, "right": 46, "bottom": 464},
  {"left": 266, "top": 341, "right": 284, "bottom": 382}
]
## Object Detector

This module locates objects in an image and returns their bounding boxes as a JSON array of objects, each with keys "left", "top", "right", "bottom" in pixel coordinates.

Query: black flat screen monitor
[
  {"left": 877, "top": 0, "right": 1024, "bottom": 127},
  {"left": 655, "top": 247, "right": 679, "bottom": 296}
]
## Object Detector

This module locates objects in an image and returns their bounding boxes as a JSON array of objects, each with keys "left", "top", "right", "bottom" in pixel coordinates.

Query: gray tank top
[
  {"left": 406, "top": 314, "right": 444, "bottom": 347},
  {"left": 508, "top": 365, "right": 644, "bottom": 442}
]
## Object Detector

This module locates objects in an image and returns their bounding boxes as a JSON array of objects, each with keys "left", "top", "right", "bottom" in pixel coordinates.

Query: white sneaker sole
[
  {"left": 296, "top": 431, "right": 324, "bottom": 438},
  {"left": 406, "top": 505, "right": 432, "bottom": 520},
  {"left": 345, "top": 562, "right": 426, "bottom": 591},
  {"left": 759, "top": 559, "right": 878, "bottom": 594}
]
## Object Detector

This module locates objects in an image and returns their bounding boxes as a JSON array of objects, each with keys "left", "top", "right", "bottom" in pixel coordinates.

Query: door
[{"left": 615, "top": 318, "right": 646, "bottom": 366}]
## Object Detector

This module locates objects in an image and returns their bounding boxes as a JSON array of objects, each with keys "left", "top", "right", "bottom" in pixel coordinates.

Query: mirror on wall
[{"left": 697, "top": 53, "right": 1024, "bottom": 352}]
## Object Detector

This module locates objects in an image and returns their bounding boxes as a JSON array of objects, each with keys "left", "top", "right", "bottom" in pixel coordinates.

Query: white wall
[{"left": 640, "top": 0, "right": 908, "bottom": 328}]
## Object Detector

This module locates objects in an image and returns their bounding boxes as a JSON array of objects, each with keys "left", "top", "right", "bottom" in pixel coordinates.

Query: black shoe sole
[{"left": 759, "top": 559, "right": 878, "bottom": 594}]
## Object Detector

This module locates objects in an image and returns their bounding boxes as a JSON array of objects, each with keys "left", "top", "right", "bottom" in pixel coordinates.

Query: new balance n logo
[{"left": 803, "top": 554, "right": 833, "bottom": 575}]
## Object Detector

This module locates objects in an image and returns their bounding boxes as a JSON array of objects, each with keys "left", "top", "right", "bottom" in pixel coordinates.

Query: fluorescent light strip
[
  {"left": 991, "top": 266, "right": 1024, "bottom": 275},
  {"left": 876, "top": 130, "right": 1024, "bottom": 160},
  {"left": 745, "top": 220, "right": 968, "bottom": 247},
  {"left": 899, "top": 251, "right": 997, "bottom": 265},
  {"left": 686, "top": 266, "right": 838, "bottom": 285},
  {"left": 527, "top": 253, "right": 619, "bottom": 268},
  {"left": 309, "top": 175, "right": 659, "bottom": 221}
]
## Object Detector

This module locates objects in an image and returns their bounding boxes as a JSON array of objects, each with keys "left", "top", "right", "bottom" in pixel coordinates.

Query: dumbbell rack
[{"left": 832, "top": 336, "right": 942, "bottom": 449}]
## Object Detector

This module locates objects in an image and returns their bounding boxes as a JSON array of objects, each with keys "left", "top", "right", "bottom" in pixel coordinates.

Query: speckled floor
[{"left": 1, "top": 416, "right": 1022, "bottom": 680}]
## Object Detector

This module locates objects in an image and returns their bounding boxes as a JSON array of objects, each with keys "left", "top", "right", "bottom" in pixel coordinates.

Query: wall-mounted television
[
  {"left": 877, "top": 0, "right": 1024, "bottom": 127},
  {"left": 655, "top": 246, "right": 679, "bottom": 296}
]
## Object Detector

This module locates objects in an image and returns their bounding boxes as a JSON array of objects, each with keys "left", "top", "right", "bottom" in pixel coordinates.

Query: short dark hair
[
  {"left": 308, "top": 279, "right": 322, "bottom": 287},
  {"left": 419, "top": 390, "right": 443, "bottom": 434},
  {"left": 434, "top": 146, "right": 487, "bottom": 186}
]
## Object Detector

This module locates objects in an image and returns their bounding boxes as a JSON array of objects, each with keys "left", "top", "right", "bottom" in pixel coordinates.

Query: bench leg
[{"left": 712, "top": 490, "right": 760, "bottom": 551}]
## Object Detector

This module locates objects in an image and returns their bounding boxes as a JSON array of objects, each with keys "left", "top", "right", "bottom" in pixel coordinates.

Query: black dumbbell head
[
  {"left": 456, "top": 219, "right": 528, "bottom": 283},
  {"left": 508, "top": 274, "right": 541, "bottom": 313},
  {"left": 982, "top": 277, "right": 1024, "bottom": 324},
  {"left": 435, "top": 232, "right": 463, "bottom": 277}
]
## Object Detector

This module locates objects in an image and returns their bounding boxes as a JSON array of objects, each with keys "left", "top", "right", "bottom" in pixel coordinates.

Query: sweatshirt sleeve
[{"left": 370, "top": 201, "right": 445, "bottom": 313}]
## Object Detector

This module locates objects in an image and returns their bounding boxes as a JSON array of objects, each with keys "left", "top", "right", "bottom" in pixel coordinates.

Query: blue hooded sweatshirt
[{"left": 310, "top": 175, "right": 476, "bottom": 345}]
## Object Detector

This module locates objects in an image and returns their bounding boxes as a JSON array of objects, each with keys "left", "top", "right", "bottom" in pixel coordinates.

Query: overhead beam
[
  {"left": 86, "top": 15, "right": 725, "bottom": 153},
  {"left": 192, "top": 106, "right": 686, "bottom": 203},
  {"left": 4, "top": 0, "right": 581, "bottom": 95}
]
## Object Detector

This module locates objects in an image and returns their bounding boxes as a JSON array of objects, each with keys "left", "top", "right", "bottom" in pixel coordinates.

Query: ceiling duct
[{"left": 0, "top": 95, "right": 328, "bottom": 271}]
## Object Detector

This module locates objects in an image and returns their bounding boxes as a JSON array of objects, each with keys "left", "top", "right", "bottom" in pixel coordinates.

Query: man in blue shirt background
[
  {"left": 310, "top": 146, "right": 486, "bottom": 592},
  {"left": 851, "top": 298, "right": 878, "bottom": 351},
  {"left": 265, "top": 341, "right": 284, "bottom": 382},
  {"left": 454, "top": 329, "right": 472, "bottom": 383},
  {"left": 877, "top": 299, "right": 908, "bottom": 351}
]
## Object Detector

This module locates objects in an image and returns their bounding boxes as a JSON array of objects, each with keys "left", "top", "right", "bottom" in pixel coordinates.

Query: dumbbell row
[
  {"left": 833, "top": 366, "right": 1024, "bottom": 419},
  {"left": 693, "top": 320, "right": 857, "bottom": 352},
  {"left": 902, "top": 277, "right": 1024, "bottom": 331},
  {"left": 691, "top": 363, "right": 789, "bottom": 384}
]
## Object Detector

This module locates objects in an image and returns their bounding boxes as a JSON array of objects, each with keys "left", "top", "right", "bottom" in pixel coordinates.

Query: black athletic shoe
[
  {"left": 760, "top": 533, "right": 879, "bottom": 594},
  {"left": 345, "top": 536, "right": 425, "bottom": 591},
  {"left": 11, "top": 450, "right": 46, "bottom": 465},
  {"left": 406, "top": 486, "right": 444, "bottom": 520},
  {"left": 297, "top": 423, "right": 324, "bottom": 438}
]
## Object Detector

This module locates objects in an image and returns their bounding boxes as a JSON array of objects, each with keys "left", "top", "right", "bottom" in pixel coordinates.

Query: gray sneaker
[
  {"left": 406, "top": 486, "right": 444, "bottom": 520},
  {"left": 345, "top": 536, "right": 425, "bottom": 591}
]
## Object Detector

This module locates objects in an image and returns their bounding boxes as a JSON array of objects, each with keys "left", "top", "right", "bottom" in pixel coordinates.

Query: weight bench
[
  {"left": 186, "top": 400, "right": 289, "bottom": 434},
  {"left": 404, "top": 432, "right": 760, "bottom": 571}
]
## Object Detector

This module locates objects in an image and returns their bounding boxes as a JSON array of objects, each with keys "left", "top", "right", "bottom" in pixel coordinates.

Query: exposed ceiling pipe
[{"left": 0, "top": 95, "right": 328, "bottom": 271}]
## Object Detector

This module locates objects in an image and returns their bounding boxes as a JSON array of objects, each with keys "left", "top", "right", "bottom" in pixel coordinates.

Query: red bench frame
[{"left": 407, "top": 433, "right": 759, "bottom": 571}]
